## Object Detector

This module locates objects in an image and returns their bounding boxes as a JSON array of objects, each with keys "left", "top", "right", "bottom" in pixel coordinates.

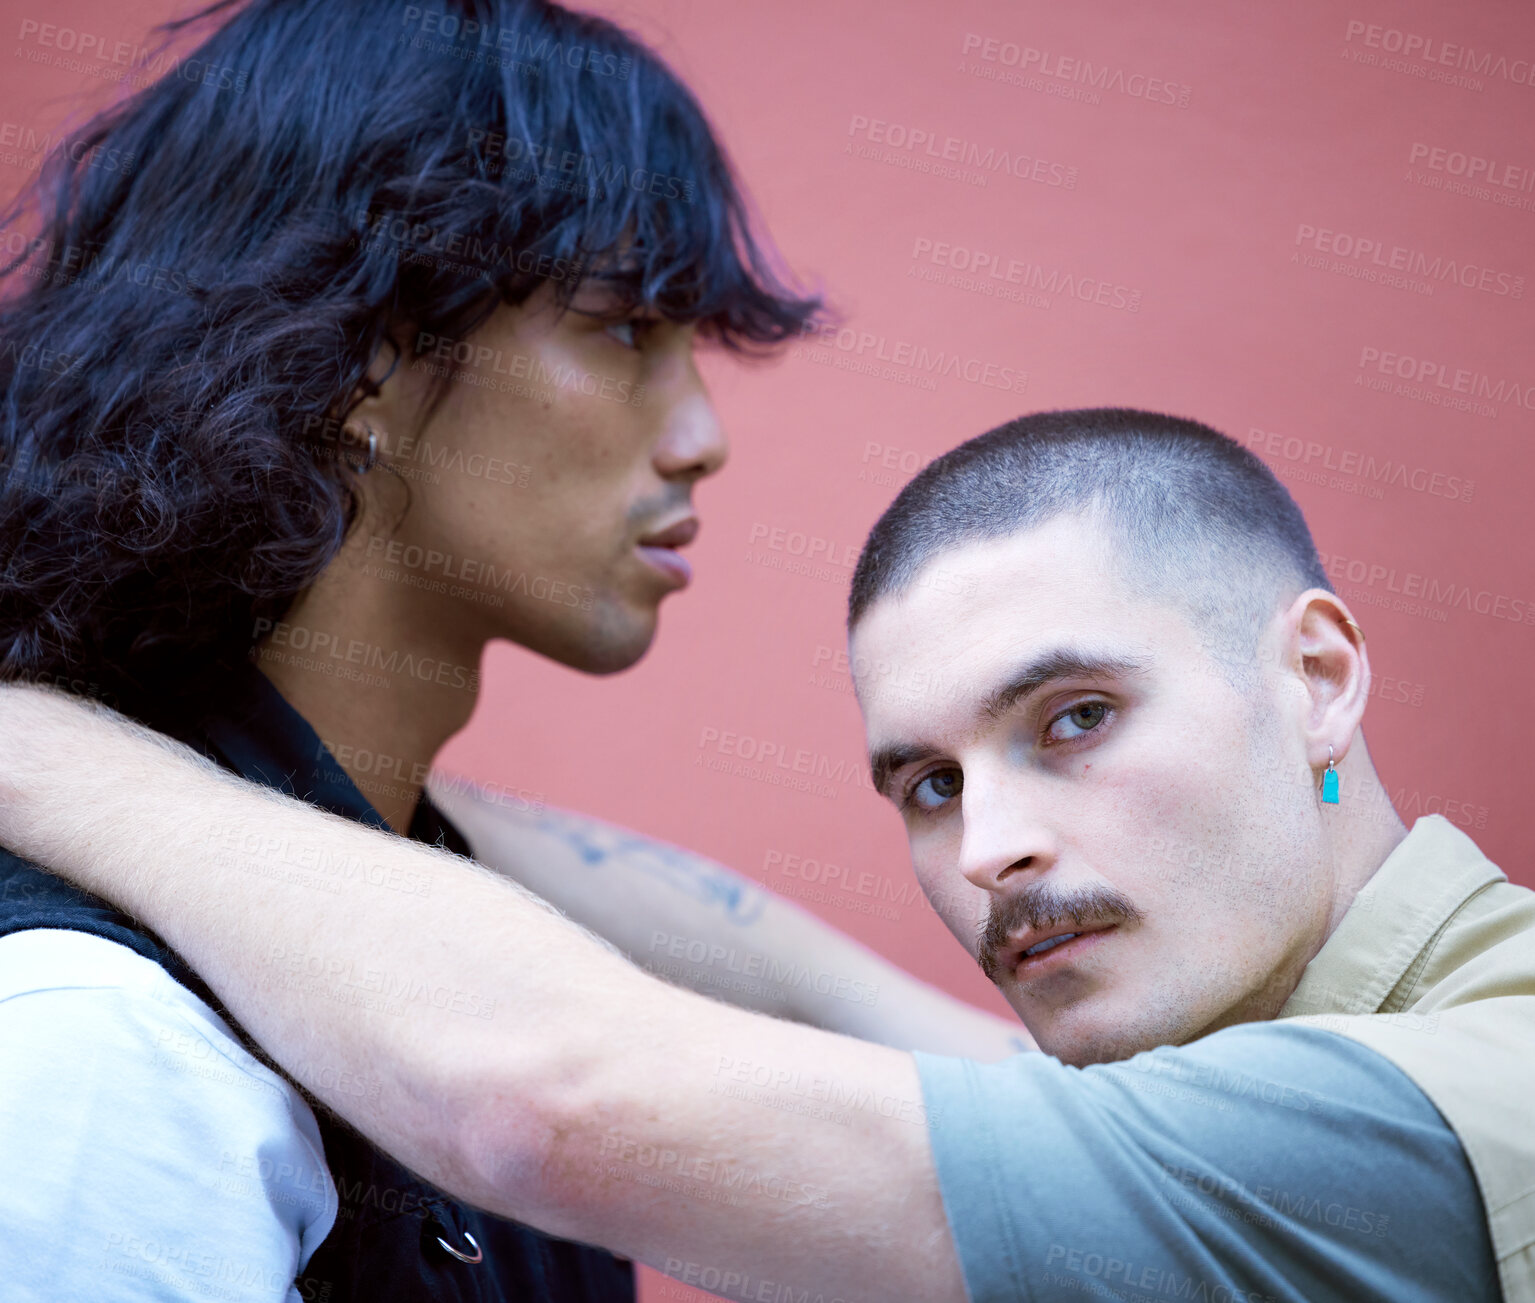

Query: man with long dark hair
[{"left": 0, "top": 2, "right": 1020, "bottom": 1298}]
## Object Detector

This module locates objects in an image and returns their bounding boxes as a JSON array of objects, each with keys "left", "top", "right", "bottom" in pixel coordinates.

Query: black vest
[{"left": 0, "top": 664, "right": 634, "bottom": 1303}]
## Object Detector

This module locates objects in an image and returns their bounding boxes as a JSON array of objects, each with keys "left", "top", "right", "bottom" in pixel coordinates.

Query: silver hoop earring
[{"left": 344, "top": 424, "right": 378, "bottom": 474}]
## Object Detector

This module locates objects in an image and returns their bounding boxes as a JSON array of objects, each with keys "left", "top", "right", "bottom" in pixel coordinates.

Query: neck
[
  {"left": 1319, "top": 733, "right": 1409, "bottom": 936},
  {"left": 254, "top": 550, "right": 483, "bottom": 835},
  {"left": 1205, "top": 737, "right": 1410, "bottom": 1038}
]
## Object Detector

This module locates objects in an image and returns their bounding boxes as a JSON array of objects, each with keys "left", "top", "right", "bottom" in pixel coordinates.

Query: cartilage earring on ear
[{"left": 1322, "top": 744, "right": 1339, "bottom": 804}]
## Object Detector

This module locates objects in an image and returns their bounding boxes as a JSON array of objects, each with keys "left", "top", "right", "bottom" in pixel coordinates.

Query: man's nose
[
  {"left": 954, "top": 772, "right": 1059, "bottom": 894},
  {"left": 653, "top": 345, "right": 727, "bottom": 481}
]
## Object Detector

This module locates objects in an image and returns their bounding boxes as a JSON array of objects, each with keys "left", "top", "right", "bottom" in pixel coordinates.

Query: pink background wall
[
  {"left": 447, "top": 0, "right": 1534, "bottom": 1003},
  {"left": 5, "top": 3, "right": 1531, "bottom": 1299}
]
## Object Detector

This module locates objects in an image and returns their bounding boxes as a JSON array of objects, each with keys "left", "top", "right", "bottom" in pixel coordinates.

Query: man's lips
[
  {"left": 1003, "top": 923, "right": 1117, "bottom": 976},
  {"left": 635, "top": 516, "right": 698, "bottom": 587},
  {"left": 637, "top": 517, "right": 698, "bottom": 549}
]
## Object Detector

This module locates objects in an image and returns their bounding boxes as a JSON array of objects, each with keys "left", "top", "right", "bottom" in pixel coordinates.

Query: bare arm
[
  {"left": 427, "top": 774, "right": 1033, "bottom": 1058},
  {"left": 0, "top": 685, "right": 967, "bottom": 1303}
]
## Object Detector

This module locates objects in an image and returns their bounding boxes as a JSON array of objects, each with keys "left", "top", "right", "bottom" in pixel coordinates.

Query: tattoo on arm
[{"left": 529, "top": 811, "right": 767, "bottom": 925}]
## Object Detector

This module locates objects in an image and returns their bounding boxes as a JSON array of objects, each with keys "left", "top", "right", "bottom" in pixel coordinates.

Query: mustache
[
  {"left": 629, "top": 489, "right": 693, "bottom": 531},
  {"left": 977, "top": 881, "right": 1144, "bottom": 984}
]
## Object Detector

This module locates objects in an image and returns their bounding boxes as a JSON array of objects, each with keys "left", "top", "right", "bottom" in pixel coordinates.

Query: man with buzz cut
[{"left": 3, "top": 409, "right": 1529, "bottom": 1303}]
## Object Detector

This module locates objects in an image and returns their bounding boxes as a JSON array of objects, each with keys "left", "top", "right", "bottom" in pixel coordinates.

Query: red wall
[
  {"left": 5, "top": 4, "right": 1530, "bottom": 1299},
  {"left": 446, "top": 0, "right": 1534, "bottom": 995}
]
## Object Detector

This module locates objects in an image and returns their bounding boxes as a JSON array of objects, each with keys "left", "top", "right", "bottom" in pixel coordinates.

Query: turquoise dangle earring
[{"left": 1322, "top": 744, "right": 1339, "bottom": 804}]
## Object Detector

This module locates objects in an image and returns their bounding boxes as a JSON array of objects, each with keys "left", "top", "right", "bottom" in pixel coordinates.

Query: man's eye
[
  {"left": 604, "top": 317, "right": 654, "bottom": 350},
  {"left": 1044, "top": 700, "right": 1109, "bottom": 743},
  {"left": 907, "top": 768, "right": 962, "bottom": 812}
]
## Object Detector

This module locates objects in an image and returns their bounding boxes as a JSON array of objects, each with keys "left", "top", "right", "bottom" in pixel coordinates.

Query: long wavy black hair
[{"left": 0, "top": 0, "right": 821, "bottom": 711}]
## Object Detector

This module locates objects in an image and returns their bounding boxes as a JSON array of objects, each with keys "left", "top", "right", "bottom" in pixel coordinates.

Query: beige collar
[{"left": 1278, "top": 814, "right": 1505, "bottom": 1020}]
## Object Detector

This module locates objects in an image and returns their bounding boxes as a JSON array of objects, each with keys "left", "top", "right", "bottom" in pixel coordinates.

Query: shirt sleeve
[
  {"left": 0, "top": 928, "right": 338, "bottom": 1303},
  {"left": 913, "top": 1020, "right": 1497, "bottom": 1303}
]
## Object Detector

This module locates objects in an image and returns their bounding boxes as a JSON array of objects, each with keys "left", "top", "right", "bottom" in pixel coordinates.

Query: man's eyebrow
[
  {"left": 981, "top": 647, "right": 1151, "bottom": 720},
  {"left": 869, "top": 743, "right": 938, "bottom": 802},
  {"left": 867, "top": 647, "right": 1151, "bottom": 800}
]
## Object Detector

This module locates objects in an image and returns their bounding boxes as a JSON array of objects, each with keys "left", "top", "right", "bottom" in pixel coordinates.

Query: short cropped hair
[{"left": 848, "top": 409, "right": 1332, "bottom": 680}]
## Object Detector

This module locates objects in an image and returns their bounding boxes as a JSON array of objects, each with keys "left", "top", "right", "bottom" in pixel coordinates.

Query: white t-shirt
[{"left": 0, "top": 928, "right": 337, "bottom": 1301}]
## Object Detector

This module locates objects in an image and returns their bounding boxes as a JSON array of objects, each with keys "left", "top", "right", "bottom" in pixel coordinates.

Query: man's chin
[
  {"left": 1032, "top": 1026, "right": 1147, "bottom": 1068},
  {"left": 1013, "top": 994, "right": 1178, "bottom": 1067},
  {"left": 563, "top": 627, "right": 655, "bottom": 676},
  {"left": 500, "top": 601, "right": 658, "bottom": 676}
]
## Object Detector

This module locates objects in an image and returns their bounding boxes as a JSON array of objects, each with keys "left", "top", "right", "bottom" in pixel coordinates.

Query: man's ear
[{"left": 1282, "top": 588, "right": 1370, "bottom": 771}]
